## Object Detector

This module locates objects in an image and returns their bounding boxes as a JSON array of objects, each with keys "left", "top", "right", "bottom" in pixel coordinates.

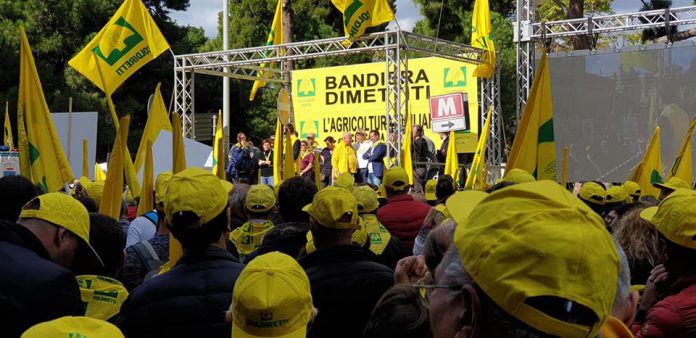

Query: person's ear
[
  {"left": 454, "top": 284, "right": 481, "bottom": 338},
  {"left": 55, "top": 227, "right": 72, "bottom": 248},
  {"left": 625, "top": 290, "right": 640, "bottom": 326}
]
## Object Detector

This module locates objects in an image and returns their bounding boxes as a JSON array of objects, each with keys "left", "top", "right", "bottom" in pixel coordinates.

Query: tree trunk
[
  {"left": 567, "top": 0, "right": 589, "bottom": 50},
  {"left": 653, "top": 27, "right": 696, "bottom": 43}
]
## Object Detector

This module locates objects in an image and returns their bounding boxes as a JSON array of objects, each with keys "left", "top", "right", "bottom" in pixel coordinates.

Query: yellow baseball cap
[
  {"left": 245, "top": 184, "right": 276, "bottom": 213},
  {"left": 424, "top": 179, "right": 437, "bottom": 201},
  {"left": 76, "top": 275, "right": 128, "bottom": 321},
  {"left": 622, "top": 181, "right": 641, "bottom": 198},
  {"left": 21, "top": 316, "right": 124, "bottom": 338},
  {"left": 653, "top": 176, "right": 691, "bottom": 192},
  {"left": 444, "top": 190, "right": 488, "bottom": 225},
  {"left": 221, "top": 179, "right": 234, "bottom": 194},
  {"left": 20, "top": 193, "right": 103, "bottom": 267},
  {"left": 164, "top": 167, "right": 229, "bottom": 227},
  {"left": 640, "top": 188, "right": 696, "bottom": 250},
  {"left": 383, "top": 167, "right": 409, "bottom": 191},
  {"left": 80, "top": 178, "right": 105, "bottom": 207},
  {"left": 334, "top": 172, "right": 355, "bottom": 192},
  {"left": 605, "top": 186, "right": 629, "bottom": 205},
  {"left": 502, "top": 168, "right": 536, "bottom": 184},
  {"left": 231, "top": 252, "right": 313, "bottom": 338},
  {"left": 578, "top": 182, "right": 606, "bottom": 205},
  {"left": 455, "top": 181, "right": 619, "bottom": 338},
  {"left": 302, "top": 186, "right": 359, "bottom": 229},
  {"left": 154, "top": 171, "right": 173, "bottom": 208},
  {"left": 352, "top": 186, "right": 379, "bottom": 213}
]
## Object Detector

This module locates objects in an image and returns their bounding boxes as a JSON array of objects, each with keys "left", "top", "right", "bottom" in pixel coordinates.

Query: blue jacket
[
  {"left": 117, "top": 246, "right": 244, "bottom": 338},
  {"left": 363, "top": 142, "right": 387, "bottom": 178},
  {"left": 226, "top": 144, "right": 244, "bottom": 180},
  {"left": 0, "top": 220, "right": 84, "bottom": 337}
]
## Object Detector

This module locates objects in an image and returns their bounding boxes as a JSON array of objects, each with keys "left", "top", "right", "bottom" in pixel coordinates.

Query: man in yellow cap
[
  {"left": 426, "top": 181, "right": 620, "bottom": 338},
  {"left": 352, "top": 186, "right": 401, "bottom": 269},
  {"left": 229, "top": 184, "right": 276, "bottom": 261},
  {"left": 653, "top": 176, "right": 691, "bottom": 200},
  {"left": 630, "top": 189, "right": 696, "bottom": 337},
  {"left": 117, "top": 172, "right": 173, "bottom": 291},
  {"left": 377, "top": 167, "right": 431, "bottom": 257},
  {"left": 0, "top": 193, "right": 102, "bottom": 337},
  {"left": 230, "top": 252, "right": 314, "bottom": 338},
  {"left": 117, "top": 168, "right": 244, "bottom": 337},
  {"left": 578, "top": 181, "right": 607, "bottom": 216},
  {"left": 299, "top": 186, "right": 393, "bottom": 338},
  {"left": 623, "top": 180, "right": 641, "bottom": 203}
]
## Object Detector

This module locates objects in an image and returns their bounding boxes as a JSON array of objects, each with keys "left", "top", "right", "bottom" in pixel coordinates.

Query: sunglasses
[{"left": 412, "top": 273, "right": 461, "bottom": 308}]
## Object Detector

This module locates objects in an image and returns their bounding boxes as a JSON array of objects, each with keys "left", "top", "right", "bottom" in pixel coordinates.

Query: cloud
[{"left": 169, "top": 0, "right": 220, "bottom": 38}]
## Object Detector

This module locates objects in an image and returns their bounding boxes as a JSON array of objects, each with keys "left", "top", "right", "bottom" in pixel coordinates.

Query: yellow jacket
[{"left": 332, "top": 142, "right": 357, "bottom": 177}]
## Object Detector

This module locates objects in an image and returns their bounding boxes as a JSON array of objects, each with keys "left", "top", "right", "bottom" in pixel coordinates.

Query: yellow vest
[
  {"left": 360, "top": 214, "right": 392, "bottom": 255},
  {"left": 229, "top": 220, "right": 274, "bottom": 260},
  {"left": 76, "top": 275, "right": 129, "bottom": 321}
]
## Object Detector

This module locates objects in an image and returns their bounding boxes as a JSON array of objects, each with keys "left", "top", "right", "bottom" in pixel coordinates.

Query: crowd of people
[
  {"left": 1, "top": 143, "right": 696, "bottom": 337},
  {"left": 224, "top": 123, "right": 449, "bottom": 191}
]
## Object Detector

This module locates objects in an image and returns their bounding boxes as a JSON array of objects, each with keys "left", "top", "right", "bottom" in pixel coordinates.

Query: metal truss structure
[
  {"left": 515, "top": 4, "right": 696, "bottom": 122},
  {"left": 174, "top": 30, "right": 499, "bottom": 167}
]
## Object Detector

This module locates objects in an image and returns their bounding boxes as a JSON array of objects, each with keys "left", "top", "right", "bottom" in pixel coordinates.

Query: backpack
[
  {"left": 236, "top": 147, "right": 255, "bottom": 176},
  {"left": 132, "top": 240, "right": 164, "bottom": 282}
]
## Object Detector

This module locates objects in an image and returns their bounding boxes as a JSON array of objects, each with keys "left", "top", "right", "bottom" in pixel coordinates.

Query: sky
[{"left": 169, "top": 0, "right": 696, "bottom": 39}]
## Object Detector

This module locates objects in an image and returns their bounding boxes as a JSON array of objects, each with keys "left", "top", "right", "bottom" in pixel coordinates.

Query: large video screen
[{"left": 548, "top": 44, "right": 696, "bottom": 182}]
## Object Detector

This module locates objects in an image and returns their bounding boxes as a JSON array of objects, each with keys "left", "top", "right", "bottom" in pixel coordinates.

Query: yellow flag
[
  {"left": 137, "top": 140, "right": 154, "bottom": 215},
  {"left": 283, "top": 129, "right": 295, "bottom": 180},
  {"left": 465, "top": 108, "right": 492, "bottom": 190},
  {"left": 560, "top": 146, "right": 569, "bottom": 187},
  {"left": 249, "top": 0, "right": 283, "bottom": 101},
  {"left": 471, "top": 0, "right": 496, "bottom": 78},
  {"left": 314, "top": 149, "right": 322, "bottom": 190},
  {"left": 134, "top": 83, "right": 172, "bottom": 172},
  {"left": 95, "top": 163, "right": 107, "bottom": 181},
  {"left": 68, "top": 0, "right": 170, "bottom": 94},
  {"left": 100, "top": 116, "right": 129, "bottom": 220},
  {"left": 19, "top": 27, "right": 74, "bottom": 192},
  {"left": 668, "top": 115, "right": 696, "bottom": 184},
  {"left": 444, "top": 131, "right": 460, "bottom": 180},
  {"left": 171, "top": 112, "right": 186, "bottom": 174},
  {"left": 16, "top": 96, "right": 31, "bottom": 179},
  {"left": 629, "top": 127, "right": 662, "bottom": 198},
  {"left": 507, "top": 51, "right": 557, "bottom": 181},
  {"left": 331, "top": 0, "right": 394, "bottom": 43},
  {"left": 273, "top": 120, "right": 283, "bottom": 182},
  {"left": 401, "top": 111, "right": 414, "bottom": 185},
  {"left": 212, "top": 110, "right": 225, "bottom": 179},
  {"left": 82, "top": 139, "right": 89, "bottom": 178},
  {"left": 4, "top": 102, "right": 14, "bottom": 149}
]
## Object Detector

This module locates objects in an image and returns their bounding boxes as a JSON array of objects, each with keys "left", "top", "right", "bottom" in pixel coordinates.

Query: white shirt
[
  {"left": 126, "top": 216, "right": 157, "bottom": 247},
  {"left": 356, "top": 141, "right": 372, "bottom": 169}
]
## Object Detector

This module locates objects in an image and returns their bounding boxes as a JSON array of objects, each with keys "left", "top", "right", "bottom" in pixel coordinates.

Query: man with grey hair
[
  {"left": 331, "top": 131, "right": 357, "bottom": 180},
  {"left": 599, "top": 241, "right": 639, "bottom": 337},
  {"left": 423, "top": 181, "right": 620, "bottom": 338}
]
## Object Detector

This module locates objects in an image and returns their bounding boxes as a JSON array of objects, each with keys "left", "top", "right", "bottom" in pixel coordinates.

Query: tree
[
  {"left": 538, "top": 0, "right": 613, "bottom": 50},
  {"left": 0, "top": 0, "right": 209, "bottom": 160}
]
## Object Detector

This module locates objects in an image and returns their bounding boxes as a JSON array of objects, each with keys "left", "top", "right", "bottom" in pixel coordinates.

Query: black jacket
[
  {"left": 117, "top": 246, "right": 244, "bottom": 338},
  {"left": 0, "top": 220, "right": 84, "bottom": 337},
  {"left": 299, "top": 245, "right": 394, "bottom": 338}
]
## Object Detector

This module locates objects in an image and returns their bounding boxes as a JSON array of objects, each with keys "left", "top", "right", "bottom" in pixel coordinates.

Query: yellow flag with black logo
[
  {"left": 249, "top": 0, "right": 283, "bottom": 101},
  {"left": 19, "top": 27, "right": 74, "bottom": 192},
  {"left": 507, "top": 51, "right": 557, "bottom": 181},
  {"left": 471, "top": 0, "right": 496, "bottom": 78},
  {"left": 668, "top": 115, "right": 696, "bottom": 184},
  {"left": 629, "top": 127, "right": 662, "bottom": 198},
  {"left": 68, "top": 0, "right": 170, "bottom": 94},
  {"left": 332, "top": 0, "right": 394, "bottom": 43}
]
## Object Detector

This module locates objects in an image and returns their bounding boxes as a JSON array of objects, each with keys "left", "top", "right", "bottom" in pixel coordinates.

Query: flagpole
[
  {"left": 222, "top": 0, "right": 231, "bottom": 160},
  {"left": 92, "top": 54, "right": 120, "bottom": 130}
]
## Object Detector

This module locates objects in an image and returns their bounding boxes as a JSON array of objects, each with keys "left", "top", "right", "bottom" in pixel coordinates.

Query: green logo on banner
[
  {"left": 93, "top": 17, "right": 143, "bottom": 66},
  {"left": 650, "top": 170, "right": 663, "bottom": 184},
  {"left": 444, "top": 66, "right": 467, "bottom": 88},
  {"left": 297, "top": 78, "right": 317, "bottom": 97},
  {"left": 300, "top": 120, "right": 320, "bottom": 139}
]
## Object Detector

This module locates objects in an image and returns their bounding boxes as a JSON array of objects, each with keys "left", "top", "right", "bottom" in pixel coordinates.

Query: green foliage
[
  {"left": 538, "top": 0, "right": 612, "bottom": 22},
  {"left": 0, "top": 0, "right": 207, "bottom": 161}
]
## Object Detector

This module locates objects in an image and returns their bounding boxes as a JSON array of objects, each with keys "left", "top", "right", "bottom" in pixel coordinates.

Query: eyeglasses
[{"left": 412, "top": 273, "right": 460, "bottom": 307}]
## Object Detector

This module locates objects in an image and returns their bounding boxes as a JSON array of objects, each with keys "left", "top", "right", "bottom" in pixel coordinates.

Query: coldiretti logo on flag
[
  {"left": 444, "top": 66, "right": 467, "bottom": 88},
  {"left": 332, "top": 0, "right": 394, "bottom": 42},
  {"left": 68, "top": 0, "right": 169, "bottom": 94}
]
